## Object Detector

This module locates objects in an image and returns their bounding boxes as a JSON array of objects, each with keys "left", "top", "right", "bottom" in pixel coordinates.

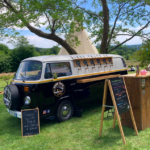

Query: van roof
[{"left": 22, "top": 54, "right": 123, "bottom": 62}]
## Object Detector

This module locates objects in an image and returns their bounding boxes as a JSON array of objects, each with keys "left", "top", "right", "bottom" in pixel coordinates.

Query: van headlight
[{"left": 24, "top": 96, "right": 31, "bottom": 105}]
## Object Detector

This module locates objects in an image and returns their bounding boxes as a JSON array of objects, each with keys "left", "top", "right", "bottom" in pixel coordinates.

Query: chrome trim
[{"left": 7, "top": 108, "right": 21, "bottom": 118}]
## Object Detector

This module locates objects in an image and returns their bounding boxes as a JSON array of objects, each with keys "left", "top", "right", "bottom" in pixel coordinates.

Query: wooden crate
[{"left": 121, "top": 73, "right": 150, "bottom": 130}]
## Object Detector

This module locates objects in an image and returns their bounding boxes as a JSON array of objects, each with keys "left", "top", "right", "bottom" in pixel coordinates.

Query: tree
[
  {"left": 132, "top": 42, "right": 150, "bottom": 67},
  {"left": 49, "top": 46, "right": 60, "bottom": 55},
  {"left": 0, "top": 54, "right": 12, "bottom": 73},
  {"left": 10, "top": 36, "right": 40, "bottom": 71},
  {"left": 0, "top": 0, "right": 84, "bottom": 54},
  {"left": 0, "top": 43, "right": 10, "bottom": 54},
  {"left": 73, "top": 0, "right": 150, "bottom": 53}
]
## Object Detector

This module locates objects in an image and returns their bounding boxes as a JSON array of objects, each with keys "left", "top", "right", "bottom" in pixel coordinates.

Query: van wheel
[{"left": 56, "top": 100, "right": 74, "bottom": 122}]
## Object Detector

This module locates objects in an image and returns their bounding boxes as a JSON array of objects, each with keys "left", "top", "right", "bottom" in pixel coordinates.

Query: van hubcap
[
  {"left": 61, "top": 104, "right": 71, "bottom": 117},
  {"left": 3, "top": 87, "right": 11, "bottom": 108}
]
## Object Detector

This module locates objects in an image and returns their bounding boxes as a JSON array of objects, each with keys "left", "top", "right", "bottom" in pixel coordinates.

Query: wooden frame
[
  {"left": 21, "top": 108, "right": 40, "bottom": 137},
  {"left": 106, "top": 57, "right": 113, "bottom": 64},
  {"left": 74, "top": 60, "right": 81, "bottom": 67},
  {"left": 99, "top": 78, "right": 138, "bottom": 145},
  {"left": 74, "top": 57, "right": 113, "bottom": 67},
  {"left": 76, "top": 74, "right": 120, "bottom": 83}
]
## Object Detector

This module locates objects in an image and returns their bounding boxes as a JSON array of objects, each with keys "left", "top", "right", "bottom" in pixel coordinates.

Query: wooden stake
[
  {"left": 123, "top": 77, "right": 138, "bottom": 135},
  {"left": 108, "top": 80, "right": 126, "bottom": 145},
  {"left": 113, "top": 110, "right": 116, "bottom": 129},
  {"left": 99, "top": 80, "right": 108, "bottom": 137}
]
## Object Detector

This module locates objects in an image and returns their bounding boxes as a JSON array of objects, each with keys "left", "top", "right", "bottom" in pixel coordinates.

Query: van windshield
[{"left": 15, "top": 61, "right": 42, "bottom": 81}]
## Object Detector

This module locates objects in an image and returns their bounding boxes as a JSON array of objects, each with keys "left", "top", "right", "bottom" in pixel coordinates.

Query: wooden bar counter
[{"left": 121, "top": 72, "right": 150, "bottom": 130}]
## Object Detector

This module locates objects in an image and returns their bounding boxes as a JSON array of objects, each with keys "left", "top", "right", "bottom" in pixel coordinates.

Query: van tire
[
  {"left": 56, "top": 100, "right": 74, "bottom": 122},
  {"left": 3, "top": 85, "right": 20, "bottom": 110}
]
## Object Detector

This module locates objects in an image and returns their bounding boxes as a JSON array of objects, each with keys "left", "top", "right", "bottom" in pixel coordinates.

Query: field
[
  {"left": 1, "top": 80, "right": 150, "bottom": 150},
  {"left": 125, "top": 60, "right": 140, "bottom": 67}
]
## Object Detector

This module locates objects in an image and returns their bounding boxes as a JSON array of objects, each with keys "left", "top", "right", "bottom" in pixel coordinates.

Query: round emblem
[{"left": 53, "top": 82, "right": 65, "bottom": 97}]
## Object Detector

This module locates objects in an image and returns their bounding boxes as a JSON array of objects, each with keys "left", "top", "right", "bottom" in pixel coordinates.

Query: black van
[{"left": 3, "top": 54, "right": 127, "bottom": 122}]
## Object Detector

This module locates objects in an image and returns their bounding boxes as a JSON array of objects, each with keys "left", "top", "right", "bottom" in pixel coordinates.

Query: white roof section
[
  {"left": 23, "top": 54, "right": 122, "bottom": 62},
  {"left": 58, "top": 29, "right": 99, "bottom": 55}
]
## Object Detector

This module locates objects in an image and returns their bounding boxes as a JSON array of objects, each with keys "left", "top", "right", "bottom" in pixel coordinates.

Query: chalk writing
[
  {"left": 22, "top": 109, "right": 40, "bottom": 137},
  {"left": 110, "top": 77, "right": 130, "bottom": 115}
]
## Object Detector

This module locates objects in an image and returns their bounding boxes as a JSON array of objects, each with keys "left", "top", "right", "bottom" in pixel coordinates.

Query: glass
[
  {"left": 103, "top": 59, "right": 106, "bottom": 63},
  {"left": 97, "top": 59, "right": 100, "bottom": 63},
  {"left": 50, "top": 62, "right": 72, "bottom": 77},
  {"left": 108, "top": 58, "right": 112, "bottom": 63},
  {"left": 76, "top": 60, "right": 80, "bottom": 66},
  {"left": 90, "top": 59, "right": 94, "bottom": 65},
  {"left": 83, "top": 60, "right": 87, "bottom": 65},
  {"left": 45, "top": 64, "right": 52, "bottom": 79},
  {"left": 15, "top": 61, "right": 42, "bottom": 81}
]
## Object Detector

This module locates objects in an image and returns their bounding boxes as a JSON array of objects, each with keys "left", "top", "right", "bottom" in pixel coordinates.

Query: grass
[{"left": 1, "top": 80, "right": 150, "bottom": 149}]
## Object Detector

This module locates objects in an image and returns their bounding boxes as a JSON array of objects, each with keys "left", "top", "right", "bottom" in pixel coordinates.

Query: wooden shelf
[{"left": 76, "top": 74, "right": 120, "bottom": 83}]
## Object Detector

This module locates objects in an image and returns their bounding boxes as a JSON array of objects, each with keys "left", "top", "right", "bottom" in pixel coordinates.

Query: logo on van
[{"left": 53, "top": 82, "right": 65, "bottom": 97}]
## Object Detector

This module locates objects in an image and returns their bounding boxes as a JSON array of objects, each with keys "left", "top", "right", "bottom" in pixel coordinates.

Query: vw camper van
[{"left": 3, "top": 54, "right": 127, "bottom": 122}]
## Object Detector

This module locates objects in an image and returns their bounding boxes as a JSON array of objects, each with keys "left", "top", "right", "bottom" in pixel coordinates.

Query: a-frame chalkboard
[
  {"left": 99, "top": 77, "right": 138, "bottom": 145},
  {"left": 21, "top": 108, "right": 40, "bottom": 137}
]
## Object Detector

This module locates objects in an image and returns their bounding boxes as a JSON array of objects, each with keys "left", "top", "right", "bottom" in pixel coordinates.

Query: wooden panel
[
  {"left": 76, "top": 74, "right": 120, "bottom": 83},
  {"left": 141, "top": 78, "right": 149, "bottom": 130},
  {"left": 122, "top": 72, "right": 150, "bottom": 78},
  {"left": 74, "top": 60, "right": 81, "bottom": 67},
  {"left": 80, "top": 59, "right": 88, "bottom": 66},
  {"left": 101, "top": 58, "right": 107, "bottom": 65},
  {"left": 147, "top": 78, "right": 150, "bottom": 128},
  {"left": 106, "top": 58, "right": 113, "bottom": 64},
  {"left": 87, "top": 59, "right": 96, "bottom": 66},
  {"left": 121, "top": 78, "right": 142, "bottom": 130}
]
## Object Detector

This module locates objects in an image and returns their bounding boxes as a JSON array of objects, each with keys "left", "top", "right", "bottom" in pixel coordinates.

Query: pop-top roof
[{"left": 23, "top": 54, "right": 122, "bottom": 62}]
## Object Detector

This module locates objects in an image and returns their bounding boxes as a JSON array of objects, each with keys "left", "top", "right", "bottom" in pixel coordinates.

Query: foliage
[
  {"left": 0, "top": 0, "right": 85, "bottom": 54},
  {"left": 10, "top": 36, "right": 40, "bottom": 71},
  {"left": 0, "top": 54, "right": 12, "bottom": 73},
  {"left": 35, "top": 46, "right": 60, "bottom": 55},
  {"left": 73, "top": 0, "right": 150, "bottom": 53},
  {"left": 0, "top": 43, "right": 10, "bottom": 54},
  {"left": 131, "top": 42, "right": 150, "bottom": 67}
]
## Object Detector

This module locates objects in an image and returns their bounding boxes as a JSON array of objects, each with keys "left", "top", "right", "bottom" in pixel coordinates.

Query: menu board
[
  {"left": 110, "top": 77, "right": 130, "bottom": 115},
  {"left": 21, "top": 108, "right": 40, "bottom": 137}
]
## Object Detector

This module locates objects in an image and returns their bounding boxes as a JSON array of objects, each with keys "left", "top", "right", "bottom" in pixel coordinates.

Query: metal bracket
[{"left": 103, "top": 105, "right": 115, "bottom": 108}]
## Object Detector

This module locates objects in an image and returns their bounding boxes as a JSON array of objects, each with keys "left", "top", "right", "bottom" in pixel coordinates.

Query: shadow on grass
[
  {"left": 1, "top": 99, "right": 116, "bottom": 137},
  {"left": 93, "top": 124, "right": 137, "bottom": 147}
]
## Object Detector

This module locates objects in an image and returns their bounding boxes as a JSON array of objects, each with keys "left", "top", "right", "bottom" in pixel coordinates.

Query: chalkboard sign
[
  {"left": 110, "top": 77, "right": 130, "bottom": 115},
  {"left": 21, "top": 108, "right": 40, "bottom": 137}
]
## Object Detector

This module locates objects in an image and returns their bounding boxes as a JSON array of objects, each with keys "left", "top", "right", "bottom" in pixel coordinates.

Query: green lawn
[
  {"left": 0, "top": 67, "right": 149, "bottom": 150},
  {"left": 1, "top": 81, "right": 150, "bottom": 149}
]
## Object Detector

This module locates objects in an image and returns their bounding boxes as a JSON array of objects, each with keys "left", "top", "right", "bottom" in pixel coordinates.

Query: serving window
[
  {"left": 101, "top": 58, "right": 107, "bottom": 64},
  {"left": 107, "top": 58, "right": 113, "bottom": 64}
]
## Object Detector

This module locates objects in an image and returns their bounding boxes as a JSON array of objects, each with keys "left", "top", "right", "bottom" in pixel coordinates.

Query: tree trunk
[{"left": 100, "top": 0, "right": 109, "bottom": 54}]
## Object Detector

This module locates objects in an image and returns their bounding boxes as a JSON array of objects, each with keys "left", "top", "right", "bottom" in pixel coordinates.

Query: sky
[{"left": 0, "top": 1, "right": 150, "bottom": 49}]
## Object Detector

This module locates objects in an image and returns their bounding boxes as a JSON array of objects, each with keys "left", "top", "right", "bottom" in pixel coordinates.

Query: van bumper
[{"left": 7, "top": 108, "right": 21, "bottom": 118}]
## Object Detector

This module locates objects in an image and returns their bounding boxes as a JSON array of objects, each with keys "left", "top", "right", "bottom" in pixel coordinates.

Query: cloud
[
  {"left": 115, "top": 35, "right": 142, "bottom": 45},
  {"left": 27, "top": 35, "right": 58, "bottom": 48},
  {"left": 110, "top": 21, "right": 122, "bottom": 25}
]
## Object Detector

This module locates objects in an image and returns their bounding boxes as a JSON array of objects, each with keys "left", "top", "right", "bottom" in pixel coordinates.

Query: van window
[
  {"left": 50, "top": 62, "right": 72, "bottom": 77},
  {"left": 121, "top": 58, "right": 126, "bottom": 67},
  {"left": 45, "top": 64, "right": 52, "bottom": 79},
  {"left": 15, "top": 61, "right": 42, "bottom": 81}
]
